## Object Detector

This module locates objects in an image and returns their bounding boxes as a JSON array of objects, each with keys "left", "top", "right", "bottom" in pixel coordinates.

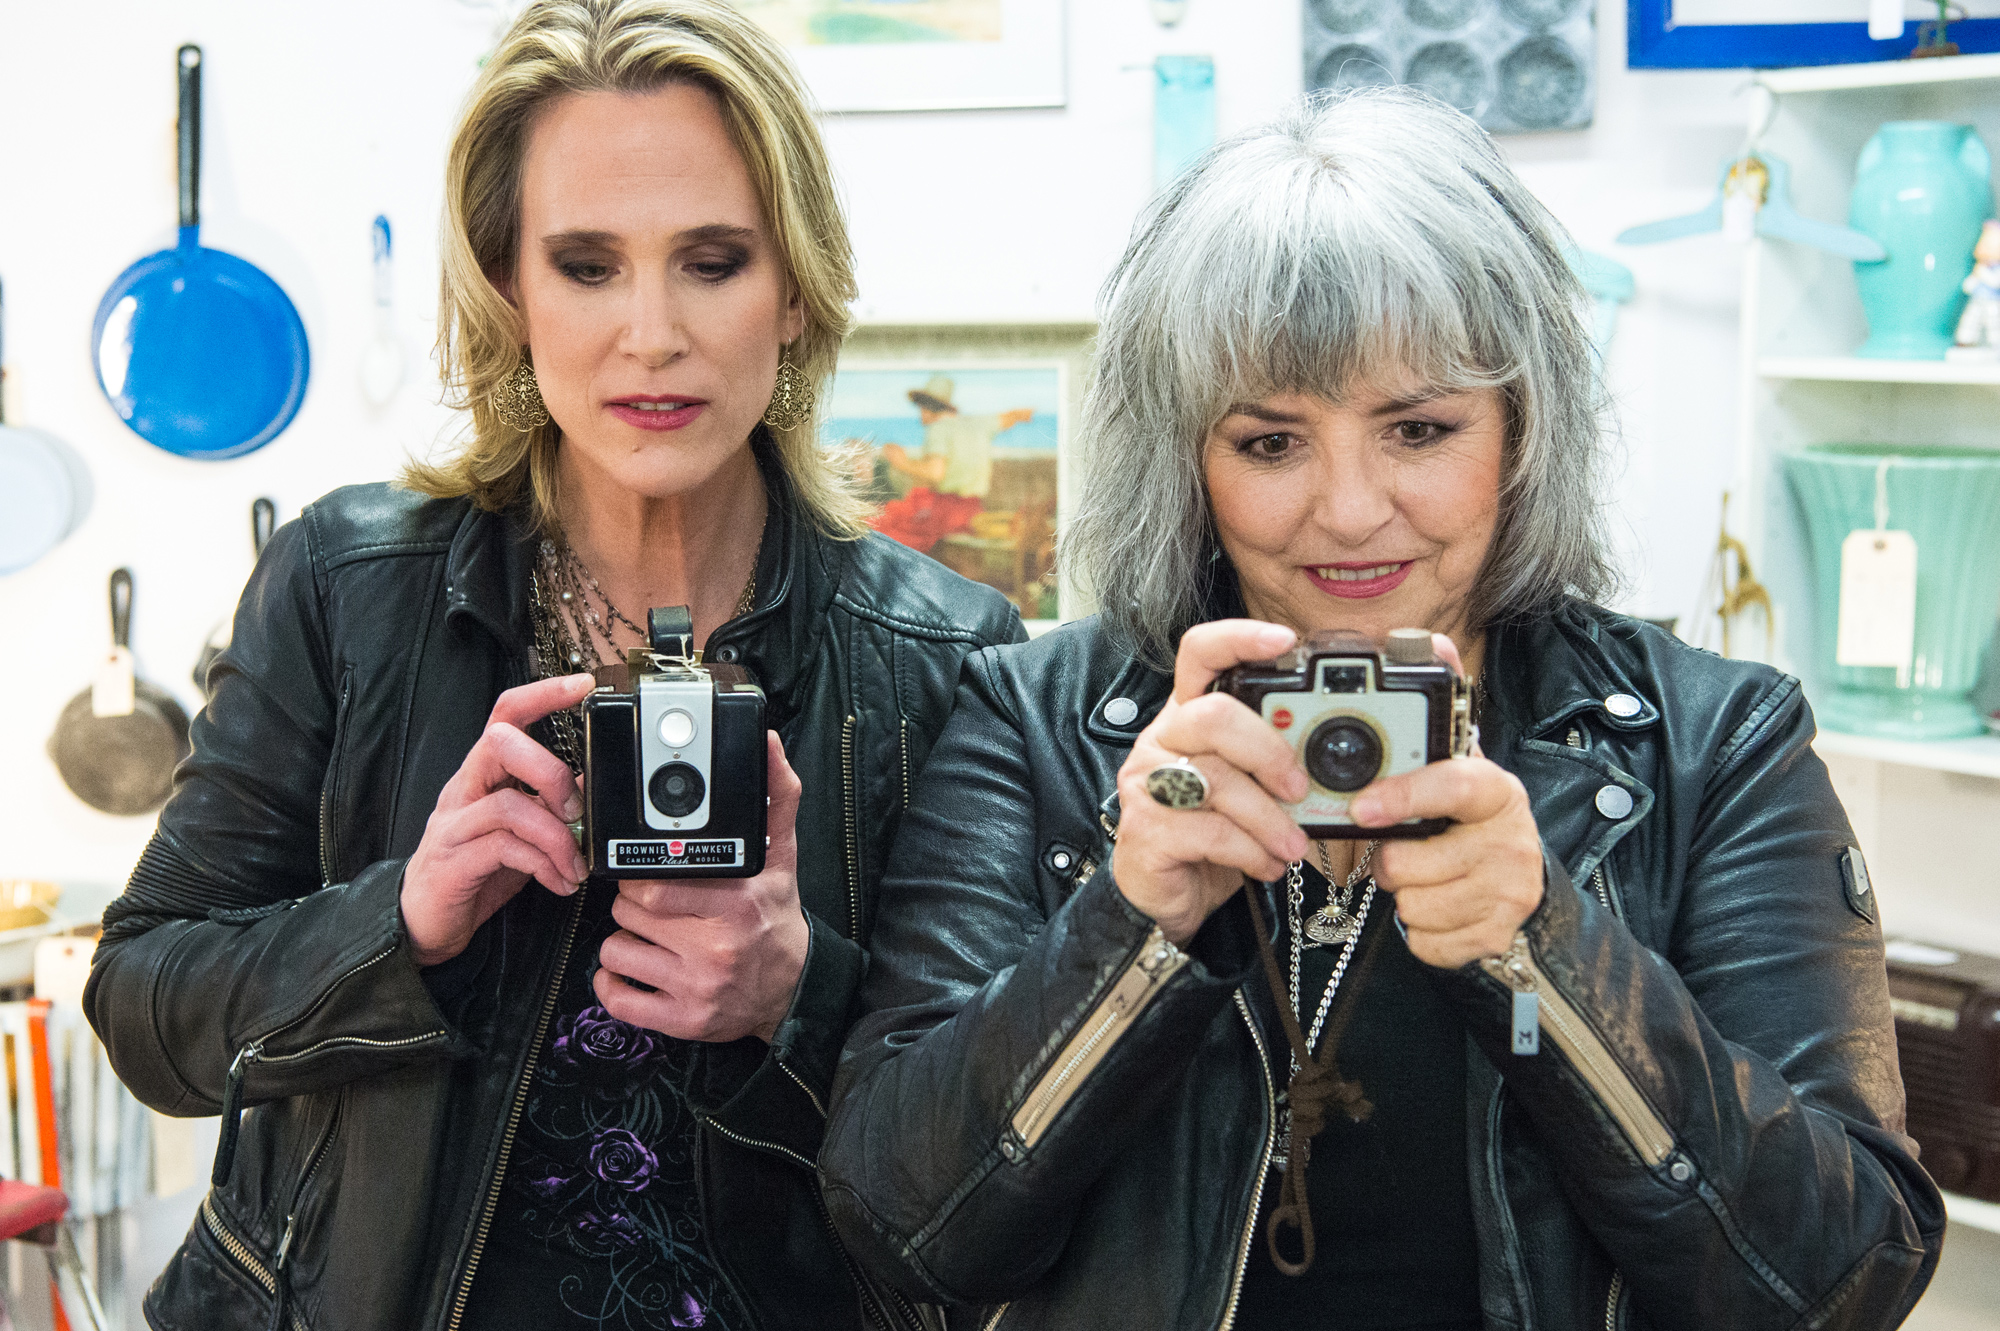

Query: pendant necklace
[{"left": 1301, "top": 840, "right": 1377, "bottom": 946}]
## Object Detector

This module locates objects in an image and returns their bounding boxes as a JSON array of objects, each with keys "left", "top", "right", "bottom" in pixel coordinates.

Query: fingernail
[
  {"left": 1289, "top": 772, "right": 1310, "bottom": 801},
  {"left": 1259, "top": 625, "right": 1296, "bottom": 651},
  {"left": 1350, "top": 795, "right": 1381, "bottom": 825},
  {"left": 563, "top": 794, "right": 583, "bottom": 821},
  {"left": 572, "top": 856, "right": 590, "bottom": 882}
]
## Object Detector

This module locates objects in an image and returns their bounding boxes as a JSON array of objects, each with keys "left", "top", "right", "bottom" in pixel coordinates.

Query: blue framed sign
[{"left": 1630, "top": 0, "right": 2000, "bottom": 68}]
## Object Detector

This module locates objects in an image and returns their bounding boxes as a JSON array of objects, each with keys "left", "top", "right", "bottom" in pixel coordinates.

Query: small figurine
[{"left": 1949, "top": 218, "right": 2000, "bottom": 361}]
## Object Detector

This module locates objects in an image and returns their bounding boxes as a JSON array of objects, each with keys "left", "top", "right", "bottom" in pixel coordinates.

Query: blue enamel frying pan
[{"left": 92, "top": 45, "right": 309, "bottom": 459}]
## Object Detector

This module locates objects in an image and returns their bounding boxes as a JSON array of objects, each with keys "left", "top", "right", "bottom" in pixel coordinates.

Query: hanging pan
[
  {"left": 193, "top": 496, "right": 276, "bottom": 696},
  {"left": 49, "top": 569, "right": 191, "bottom": 815},
  {"left": 92, "top": 44, "right": 309, "bottom": 460},
  {"left": 0, "top": 277, "right": 89, "bottom": 575}
]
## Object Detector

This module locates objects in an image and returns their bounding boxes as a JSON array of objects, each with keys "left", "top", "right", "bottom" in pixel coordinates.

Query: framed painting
[
  {"left": 725, "top": 0, "right": 1066, "bottom": 111},
  {"left": 825, "top": 324, "right": 1093, "bottom": 629},
  {"left": 1629, "top": 0, "right": 2000, "bottom": 69}
]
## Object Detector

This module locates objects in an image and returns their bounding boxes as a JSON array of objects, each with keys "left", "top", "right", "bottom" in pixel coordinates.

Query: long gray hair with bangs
[{"left": 1065, "top": 86, "right": 1616, "bottom": 669}]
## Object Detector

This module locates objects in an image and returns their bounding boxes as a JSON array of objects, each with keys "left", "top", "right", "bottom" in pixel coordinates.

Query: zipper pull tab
[
  {"left": 267, "top": 1213, "right": 297, "bottom": 1331},
  {"left": 1511, "top": 990, "right": 1540, "bottom": 1056},
  {"left": 212, "top": 1042, "right": 261, "bottom": 1188}
]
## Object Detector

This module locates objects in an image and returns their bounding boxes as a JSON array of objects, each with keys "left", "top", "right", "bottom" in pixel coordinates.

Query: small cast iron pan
[{"left": 50, "top": 569, "right": 191, "bottom": 815}]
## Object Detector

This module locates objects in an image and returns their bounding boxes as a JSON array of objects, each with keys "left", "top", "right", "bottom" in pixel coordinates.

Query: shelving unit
[{"left": 1731, "top": 70, "right": 2000, "bottom": 1327}]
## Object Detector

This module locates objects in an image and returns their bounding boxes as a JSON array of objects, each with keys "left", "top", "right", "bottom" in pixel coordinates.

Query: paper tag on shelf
[
  {"left": 1836, "top": 529, "right": 1917, "bottom": 669},
  {"left": 91, "top": 646, "right": 136, "bottom": 718},
  {"left": 1868, "top": 0, "right": 1905, "bottom": 41}
]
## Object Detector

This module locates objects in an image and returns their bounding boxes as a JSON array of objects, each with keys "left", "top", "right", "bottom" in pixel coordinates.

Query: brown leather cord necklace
[{"left": 1242, "top": 875, "right": 1390, "bottom": 1276}]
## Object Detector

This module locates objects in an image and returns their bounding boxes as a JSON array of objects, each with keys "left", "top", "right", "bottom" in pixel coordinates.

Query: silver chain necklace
[{"left": 1273, "top": 840, "right": 1378, "bottom": 1169}]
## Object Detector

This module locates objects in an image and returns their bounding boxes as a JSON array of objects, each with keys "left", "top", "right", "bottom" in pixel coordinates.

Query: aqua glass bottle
[{"left": 1850, "top": 122, "right": 1993, "bottom": 359}]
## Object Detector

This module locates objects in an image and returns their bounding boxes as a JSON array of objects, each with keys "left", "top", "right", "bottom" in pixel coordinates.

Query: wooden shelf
[
  {"left": 1759, "top": 53, "right": 2000, "bottom": 95},
  {"left": 1759, "top": 356, "right": 2000, "bottom": 385},
  {"left": 1814, "top": 730, "right": 2000, "bottom": 779},
  {"left": 1947, "top": 1190, "right": 2000, "bottom": 1236}
]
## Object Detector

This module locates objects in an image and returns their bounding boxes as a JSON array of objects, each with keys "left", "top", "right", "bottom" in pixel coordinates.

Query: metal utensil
[{"left": 49, "top": 570, "right": 191, "bottom": 815}]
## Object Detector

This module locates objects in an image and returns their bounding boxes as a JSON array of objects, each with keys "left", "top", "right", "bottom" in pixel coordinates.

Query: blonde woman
[{"left": 85, "top": 3, "right": 1018, "bottom": 1329}]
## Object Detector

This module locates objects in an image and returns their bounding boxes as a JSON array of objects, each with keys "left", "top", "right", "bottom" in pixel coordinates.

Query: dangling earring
[
  {"left": 492, "top": 355, "right": 551, "bottom": 431},
  {"left": 761, "top": 344, "right": 814, "bottom": 431}
]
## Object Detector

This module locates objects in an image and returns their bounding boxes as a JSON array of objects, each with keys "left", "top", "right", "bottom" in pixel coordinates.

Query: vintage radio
[{"left": 1884, "top": 937, "right": 2000, "bottom": 1203}]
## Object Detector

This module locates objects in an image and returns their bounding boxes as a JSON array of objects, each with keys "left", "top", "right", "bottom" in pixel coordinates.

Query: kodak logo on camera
[{"left": 608, "top": 838, "right": 747, "bottom": 871}]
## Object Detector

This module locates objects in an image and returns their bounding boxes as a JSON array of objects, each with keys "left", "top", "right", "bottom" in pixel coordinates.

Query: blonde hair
[{"left": 405, "top": 0, "right": 869, "bottom": 538}]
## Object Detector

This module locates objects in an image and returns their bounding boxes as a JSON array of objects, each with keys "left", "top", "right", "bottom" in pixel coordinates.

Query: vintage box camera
[
  {"left": 1216, "top": 628, "right": 1472, "bottom": 839},
  {"left": 1884, "top": 937, "right": 2000, "bottom": 1203},
  {"left": 580, "top": 606, "right": 767, "bottom": 879}
]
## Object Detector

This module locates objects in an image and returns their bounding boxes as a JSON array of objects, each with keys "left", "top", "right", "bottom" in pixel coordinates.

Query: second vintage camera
[
  {"left": 1217, "top": 627, "right": 1471, "bottom": 839},
  {"left": 581, "top": 606, "right": 768, "bottom": 878}
]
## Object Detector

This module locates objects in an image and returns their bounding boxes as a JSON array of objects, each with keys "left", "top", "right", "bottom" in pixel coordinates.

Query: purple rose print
[
  {"left": 519, "top": 1159, "right": 575, "bottom": 1205},
  {"left": 671, "top": 1292, "right": 707, "bottom": 1327},
  {"left": 572, "top": 1209, "right": 645, "bottom": 1253},
  {"left": 589, "top": 1128, "right": 659, "bottom": 1190},
  {"left": 550, "top": 1004, "right": 671, "bottom": 1077}
]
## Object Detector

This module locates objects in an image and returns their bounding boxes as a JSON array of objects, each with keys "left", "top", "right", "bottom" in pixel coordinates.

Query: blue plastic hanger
[
  {"left": 1616, "top": 151, "right": 1886, "bottom": 262},
  {"left": 1562, "top": 244, "right": 1635, "bottom": 356}
]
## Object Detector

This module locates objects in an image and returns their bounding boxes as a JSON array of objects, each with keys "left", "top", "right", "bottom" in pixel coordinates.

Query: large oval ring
[{"left": 1144, "top": 756, "right": 1211, "bottom": 811}]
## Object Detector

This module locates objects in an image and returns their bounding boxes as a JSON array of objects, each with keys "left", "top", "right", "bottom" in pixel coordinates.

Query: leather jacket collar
[{"left": 435, "top": 435, "right": 834, "bottom": 722}]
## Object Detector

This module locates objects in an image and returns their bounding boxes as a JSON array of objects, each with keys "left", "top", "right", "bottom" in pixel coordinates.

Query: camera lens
[
  {"left": 648, "top": 762, "right": 706, "bottom": 818},
  {"left": 1303, "top": 716, "right": 1383, "bottom": 792}
]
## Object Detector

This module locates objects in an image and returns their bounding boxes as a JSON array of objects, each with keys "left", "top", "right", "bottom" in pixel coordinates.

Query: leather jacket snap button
[
  {"left": 1102, "top": 697, "right": 1139, "bottom": 727},
  {"left": 1604, "top": 693, "right": 1642, "bottom": 718},
  {"left": 714, "top": 646, "right": 740, "bottom": 663},
  {"left": 1595, "top": 785, "right": 1634, "bottom": 819},
  {"left": 1668, "top": 1158, "right": 1694, "bottom": 1183}
]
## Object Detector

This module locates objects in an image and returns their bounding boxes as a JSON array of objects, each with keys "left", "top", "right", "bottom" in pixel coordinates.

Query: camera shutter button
[{"left": 658, "top": 709, "right": 698, "bottom": 749}]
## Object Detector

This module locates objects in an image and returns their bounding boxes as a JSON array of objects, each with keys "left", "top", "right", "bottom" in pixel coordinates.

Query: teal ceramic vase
[
  {"left": 1783, "top": 445, "right": 2000, "bottom": 739},
  {"left": 1850, "top": 122, "right": 1993, "bottom": 359}
]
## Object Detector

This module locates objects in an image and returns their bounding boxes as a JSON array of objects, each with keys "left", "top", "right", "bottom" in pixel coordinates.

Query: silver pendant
[{"left": 1304, "top": 907, "right": 1359, "bottom": 946}]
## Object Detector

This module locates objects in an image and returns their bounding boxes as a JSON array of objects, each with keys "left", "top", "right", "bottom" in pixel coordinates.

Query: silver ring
[{"left": 1144, "top": 756, "right": 1210, "bottom": 811}]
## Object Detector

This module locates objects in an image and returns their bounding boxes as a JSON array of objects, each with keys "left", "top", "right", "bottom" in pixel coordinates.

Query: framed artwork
[
  {"left": 825, "top": 324, "right": 1094, "bottom": 628},
  {"left": 725, "top": 0, "right": 1066, "bottom": 111},
  {"left": 1304, "top": 0, "right": 1596, "bottom": 135},
  {"left": 1629, "top": 0, "right": 2000, "bottom": 69}
]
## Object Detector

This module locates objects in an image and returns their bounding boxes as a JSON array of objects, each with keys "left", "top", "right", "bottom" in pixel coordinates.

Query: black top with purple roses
[{"left": 464, "top": 887, "right": 746, "bottom": 1330}]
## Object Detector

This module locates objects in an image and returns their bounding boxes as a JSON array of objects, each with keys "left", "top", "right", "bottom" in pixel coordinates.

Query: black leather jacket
[
  {"left": 84, "top": 472, "right": 1021, "bottom": 1331},
  {"left": 822, "top": 605, "right": 1946, "bottom": 1331}
]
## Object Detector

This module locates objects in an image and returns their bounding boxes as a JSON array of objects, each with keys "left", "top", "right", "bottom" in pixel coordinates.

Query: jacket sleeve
[
  {"left": 1434, "top": 675, "right": 1944, "bottom": 1330},
  {"left": 819, "top": 649, "right": 1256, "bottom": 1305},
  {"left": 690, "top": 604, "right": 1030, "bottom": 1166},
  {"left": 83, "top": 519, "right": 467, "bottom": 1119}
]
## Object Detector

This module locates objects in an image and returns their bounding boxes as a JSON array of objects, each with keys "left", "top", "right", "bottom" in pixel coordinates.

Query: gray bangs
[{"left": 1067, "top": 85, "right": 1613, "bottom": 669}]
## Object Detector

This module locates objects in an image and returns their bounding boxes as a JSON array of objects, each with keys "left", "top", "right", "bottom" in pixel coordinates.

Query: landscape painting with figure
[
  {"left": 728, "top": 0, "right": 1001, "bottom": 44},
  {"left": 824, "top": 364, "right": 1062, "bottom": 620}
]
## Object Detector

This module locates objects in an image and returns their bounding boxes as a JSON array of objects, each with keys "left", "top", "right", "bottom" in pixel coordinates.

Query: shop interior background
[{"left": 0, "top": 1, "right": 1996, "bottom": 1328}]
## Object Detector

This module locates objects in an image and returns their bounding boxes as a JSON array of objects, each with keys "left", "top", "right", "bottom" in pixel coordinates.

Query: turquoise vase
[
  {"left": 1850, "top": 122, "right": 1993, "bottom": 359},
  {"left": 1783, "top": 445, "right": 2000, "bottom": 739}
]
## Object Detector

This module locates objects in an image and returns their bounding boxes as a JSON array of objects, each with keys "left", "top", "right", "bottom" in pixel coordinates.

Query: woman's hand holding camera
[
  {"left": 1113, "top": 620, "right": 1312, "bottom": 945},
  {"left": 402, "top": 674, "right": 598, "bottom": 968},
  {"left": 1114, "top": 623, "right": 1543, "bottom": 963},
  {"left": 1348, "top": 636, "right": 1542, "bottom": 970},
  {"left": 595, "top": 731, "right": 810, "bottom": 1045}
]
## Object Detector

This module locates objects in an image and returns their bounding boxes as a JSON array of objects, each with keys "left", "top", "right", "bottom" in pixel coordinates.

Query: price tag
[
  {"left": 1835, "top": 529, "right": 1916, "bottom": 669},
  {"left": 91, "top": 646, "right": 136, "bottom": 718}
]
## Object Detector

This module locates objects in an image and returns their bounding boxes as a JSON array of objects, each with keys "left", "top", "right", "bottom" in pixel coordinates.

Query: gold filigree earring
[
  {"left": 492, "top": 355, "right": 551, "bottom": 431},
  {"left": 761, "top": 345, "right": 814, "bottom": 431}
]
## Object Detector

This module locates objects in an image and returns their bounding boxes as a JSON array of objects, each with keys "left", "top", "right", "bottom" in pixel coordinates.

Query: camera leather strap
[{"left": 1241, "top": 877, "right": 1385, "bottom": 1277}]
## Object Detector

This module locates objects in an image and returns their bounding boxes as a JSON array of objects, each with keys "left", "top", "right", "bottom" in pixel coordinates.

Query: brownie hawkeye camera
[
  {"left": 580, "top": 606, "right": 767, "bottom": 878},
  {"left": 1216, "top": 627, "right": 1472, "bottom": 839}
]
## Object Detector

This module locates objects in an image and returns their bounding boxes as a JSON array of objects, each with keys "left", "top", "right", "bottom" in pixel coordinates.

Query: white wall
[{"left": 0, "top": 0, "right": 1752, "bottom": 889}]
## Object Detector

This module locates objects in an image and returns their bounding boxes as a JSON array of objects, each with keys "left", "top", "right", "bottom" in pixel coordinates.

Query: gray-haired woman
[{"left": 818, "top": 89, "right": 1942, "bottom": 1330}]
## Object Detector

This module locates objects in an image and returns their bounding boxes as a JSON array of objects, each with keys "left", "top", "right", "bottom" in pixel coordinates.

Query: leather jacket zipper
[
  {"left": 318, "top": 669, "right": 352, "bottom": 886},
  {"left": 1004, "top": 929, "right": 1188, "bottom": 1153},
  {"left": 1564, "top": 728, "right": 1616, "bottom": 913},
  {"left": 199, "top": 1194, "right": 308, "bottom": 1331},
  {"left": 1481, "top": 934, "right": 1674, "bottom": 1166},
  {"left": 1216, "top": 990, "right": 1278, "bottom": 1331},
  {"left": 213, "top": 947, "right": 447, "bottom": 1186},
  {"left": 899, "top": 716, "right": 911, "bottom": 810},
  {"left": 446, "top": 884, "right": 588, "bottom": 1331},
  {"left": 842, "top": 714, "right": 860, "bottom": 939},
  {"left": 1606, "top": 1269, "right": 1626, "bottom": 1331}
]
